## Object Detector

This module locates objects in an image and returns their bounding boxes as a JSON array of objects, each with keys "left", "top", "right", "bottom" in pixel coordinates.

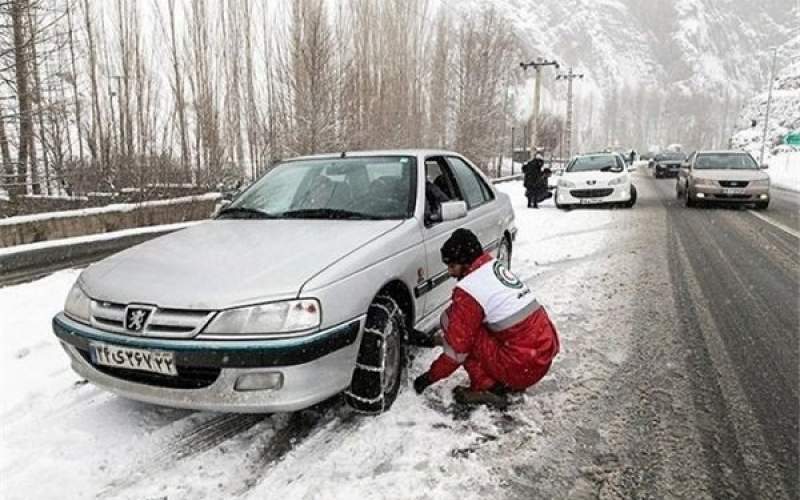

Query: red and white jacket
[{"left": 427, "top": 253, "right": 560, "bottom": 390}]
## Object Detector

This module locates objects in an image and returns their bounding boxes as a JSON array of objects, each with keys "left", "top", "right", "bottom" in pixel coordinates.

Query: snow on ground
[
  {"left": 768, "top": 152, "right": 800, "bottom": 192},
  {"left": 0, "top": 182, "right": 625, "bottom": 500}
]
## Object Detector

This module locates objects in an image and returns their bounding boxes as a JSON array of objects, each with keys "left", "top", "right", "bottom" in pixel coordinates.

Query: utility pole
[
  {"left": 760, "top": 47, "right": 778, "bottom": 166},
  {"left": 556, "top": 67, "right": 584, "bottom": 160},
  {"left": 520, "top": 58, "right": 559, "bottom": 158}
]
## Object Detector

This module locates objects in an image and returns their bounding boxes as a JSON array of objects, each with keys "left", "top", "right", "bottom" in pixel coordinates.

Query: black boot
[{"left": 453, "top": 386, "right": 509, "bottom": 410}]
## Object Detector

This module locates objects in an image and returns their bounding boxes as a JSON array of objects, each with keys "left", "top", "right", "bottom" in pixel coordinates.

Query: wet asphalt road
[{"left": 618, "top": 169, "right": 799, "bottom": 499}]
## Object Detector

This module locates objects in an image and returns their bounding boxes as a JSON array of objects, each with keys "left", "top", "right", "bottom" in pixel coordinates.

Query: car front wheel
[
  {"left": 625, "top": 185, "right": 637, "bottom": 208},
  {"left": 345, "top": 295, "right": 406, "bottom": 413},
  {"left": 685, "top": 187, "right": 697, "bottom": 208},
  {"left": 755, "top": 201, "right": 769, "bottom": 210}
]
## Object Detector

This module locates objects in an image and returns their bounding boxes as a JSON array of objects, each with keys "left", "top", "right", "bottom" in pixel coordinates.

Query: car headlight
[
  {"left": 608, "top": 176, "right": 627, "bottom": 186},
  {"left": 64, "top": 282, "right": 91, "bottom": 323},
  {"left": 558, "top": 179, "right": 576, "bottom": 188},
  {"left": 692, "top": 177, "right": 715, "bottom": 187},
  {"left": 751, "top": 179, "right": 770, "bottom": 188},
  {"left": 202, "top": 299, "right": 321, "bottom": 337}
]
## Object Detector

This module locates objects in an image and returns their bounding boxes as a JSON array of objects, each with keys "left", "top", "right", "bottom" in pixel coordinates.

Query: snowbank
[
  {"left": 768, "top": 152, "right": 800, "bottom": 192},
  {"left": 0, "top": 221, "right": 200, "bottom": 258},
  {"left": 0, "top": 193, "right": 220, "bottom": 226},
  {"left": 0, "top": 193, "right": 220, "bottom": 248}
]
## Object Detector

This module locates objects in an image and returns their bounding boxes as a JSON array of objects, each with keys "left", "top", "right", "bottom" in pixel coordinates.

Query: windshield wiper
[
  {"left": 215, "top": 207, "right": 276, "bottom": 219},
  {"left": 279, "top": 208, "right": 383, "bottom": 220}
]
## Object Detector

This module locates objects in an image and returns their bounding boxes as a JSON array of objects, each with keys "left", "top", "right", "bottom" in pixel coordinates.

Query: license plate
[
  {"left": 723, "top": 188, "right": 745, "bottom": 195},
  {"left": 90, "top": 342, "right": 177, "bottom": 376},
  {"left": 579, "top": 198, "right": 604, "bottom": 204}
]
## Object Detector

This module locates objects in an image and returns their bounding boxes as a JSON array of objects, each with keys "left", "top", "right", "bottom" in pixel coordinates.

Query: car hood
[
  {"left": 692, "top": 169, "right": 768, "bottom": 181},
  {"left": 562, "top": 170, "right": 628, "bottom": 187},
  {"left": 79, "top": 219, "right": 404, "bottom": 310}
]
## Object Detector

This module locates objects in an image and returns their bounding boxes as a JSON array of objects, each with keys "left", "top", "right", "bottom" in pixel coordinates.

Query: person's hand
[{"left": 413, "top": 372, "right": 433, "bottom": 394}]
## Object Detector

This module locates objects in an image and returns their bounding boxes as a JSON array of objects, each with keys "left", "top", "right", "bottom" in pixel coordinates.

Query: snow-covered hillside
[
  {"left": 731, "top": 35, "right": 800, "bottom": 158},
  {"left": 459, "top": 0, "right": 793, "bottom": 97},
  {"left": 448, "top": 0, "right": 795, "bottom": 150}
]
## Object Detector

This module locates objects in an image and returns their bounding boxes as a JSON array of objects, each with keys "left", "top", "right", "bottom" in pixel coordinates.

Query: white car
[
  {"left": 555, "top": 153, "right": 637, "bottom": 209},
  {"left": 52, "top": 150, "right": 517, "bottom": 414}
]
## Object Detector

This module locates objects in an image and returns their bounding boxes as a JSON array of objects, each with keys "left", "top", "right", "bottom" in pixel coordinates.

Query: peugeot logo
[
  {"left": 587, "top": 180, "right": 597, "bottom": 185},
  {"left": 124, "top": 305, "right": 154, "bottom": 332}
]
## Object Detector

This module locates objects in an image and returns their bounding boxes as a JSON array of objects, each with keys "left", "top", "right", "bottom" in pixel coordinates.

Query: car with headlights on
[
  {"left": 555, "top": 153, "right": 637, "bottom": 209},
  {"left": 676, "top": 150, "right": 770, "bottom": 209},
  {"left": 53, "top": 150, "right": 516, "bottom": 414}
]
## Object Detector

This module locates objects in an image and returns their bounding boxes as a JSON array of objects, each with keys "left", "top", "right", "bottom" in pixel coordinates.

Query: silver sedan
[
  {"left": 53, "top": 150, "right": 516, "bottom": 414},
  {"left": 677, "top": 150, "right": 770, "bottom": 209}
]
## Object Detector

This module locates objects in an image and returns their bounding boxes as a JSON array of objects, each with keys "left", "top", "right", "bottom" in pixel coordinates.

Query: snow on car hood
[
  {"left": 79, "top": 219, "right": 403, "bottom": 310},
  {"left": 691, "top": 169, "right": 769, "bottom": 182}
]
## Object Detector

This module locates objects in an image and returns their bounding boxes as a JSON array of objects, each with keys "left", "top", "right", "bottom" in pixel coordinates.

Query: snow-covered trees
[{"left": 0, "top": 0, "right": 523, "bottom": 200}]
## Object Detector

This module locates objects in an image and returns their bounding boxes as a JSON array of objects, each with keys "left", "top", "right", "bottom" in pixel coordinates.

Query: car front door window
[{"left": 446, "top": 156, "right": 491, "bottom": 209}]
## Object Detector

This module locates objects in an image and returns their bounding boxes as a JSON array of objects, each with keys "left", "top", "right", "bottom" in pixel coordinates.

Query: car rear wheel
[{"left": 345, "top": 295, "right": 406, "bottom": 413}]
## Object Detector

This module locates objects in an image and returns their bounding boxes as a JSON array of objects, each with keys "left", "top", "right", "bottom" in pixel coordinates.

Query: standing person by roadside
[
  {"left": 523, "top": 149, "right": 546, "bottom": 208},
  {"left": 413, "top": 229, "right": 560, "bottom": 408}
]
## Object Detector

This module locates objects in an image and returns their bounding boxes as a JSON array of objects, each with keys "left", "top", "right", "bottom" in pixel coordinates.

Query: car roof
[
  {"left": 287, "top": 149, "right": 463, "bottom": 162},
  {"left": 576, "top": 152, "right": 620, "bottom": 157},
  {"left": 695, "top": 150, "right": 751, "bottom": 155}
]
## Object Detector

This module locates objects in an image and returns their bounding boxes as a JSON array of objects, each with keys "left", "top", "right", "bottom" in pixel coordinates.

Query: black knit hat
[{"left": 441, "top": 228, "right": 483, "bottom": 265}]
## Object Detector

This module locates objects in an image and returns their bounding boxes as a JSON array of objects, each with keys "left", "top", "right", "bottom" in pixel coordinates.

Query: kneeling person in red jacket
[{"left": 414, "top": 228, "right": 559, "bottom": 407}]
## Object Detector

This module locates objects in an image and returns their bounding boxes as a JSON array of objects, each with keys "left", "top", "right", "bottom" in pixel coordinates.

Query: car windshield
[
  {"left": 220, "top": 156, "right": 416, "bottom": 220},
  {"left": 656, "top": 153, "right": 686, "bottom": 161},
  {"left": 694, "top": 153, "right": 758, "bottom": 170},
  {"left": 567, "top": 155, "right": 624, "bottom": 173}
]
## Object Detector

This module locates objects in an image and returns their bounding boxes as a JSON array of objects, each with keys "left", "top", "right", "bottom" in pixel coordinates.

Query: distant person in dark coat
[{"left": 523, "top": 151, "right": 546, "bottom": 208}]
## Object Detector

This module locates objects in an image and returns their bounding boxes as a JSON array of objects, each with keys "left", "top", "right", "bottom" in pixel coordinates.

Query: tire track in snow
[
  {"left": 232, "top": 399, "right": 359, "bottom": 496},
  {"left": 96, "top": 412, "right": 268, "bottom": 498}
]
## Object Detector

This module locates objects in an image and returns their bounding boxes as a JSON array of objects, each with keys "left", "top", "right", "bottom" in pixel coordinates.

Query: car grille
[
  {"left": 77, "top": 348, "right": 220, "bottom": 389},
  {"left": 713, "top": 194, "right": 752, "bottom": 200},
  {"left": 571, "top": 188, "right": 614, "bottom": 198},
  {"left": 719, "top": 180, "right": 749, "bottom": 188},
  {"left": 90, "top": 301, "right": 213, "bottom": 338}
]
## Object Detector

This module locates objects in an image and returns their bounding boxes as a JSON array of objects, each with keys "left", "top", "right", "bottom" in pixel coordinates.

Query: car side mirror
[
  {"left": 760, "top": 164, "right": 769, "bottom": 170},
  {"left": 440, "top": 201, "right": 468, "bottom": 222}
]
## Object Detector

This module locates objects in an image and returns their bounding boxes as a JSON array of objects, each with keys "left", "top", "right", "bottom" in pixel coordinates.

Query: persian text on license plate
[{"left": 90, "top": 342, "right": 177, "bottom": 376}]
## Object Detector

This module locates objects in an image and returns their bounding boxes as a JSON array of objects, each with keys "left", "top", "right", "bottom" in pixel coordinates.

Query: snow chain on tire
[{"left": 345, "top": 295, "right": 407, "bottom": 414}]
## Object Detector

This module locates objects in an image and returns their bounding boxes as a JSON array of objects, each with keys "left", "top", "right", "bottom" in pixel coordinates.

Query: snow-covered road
[{"left": 2, "top": 169, "right": 797, "bottom": 499}]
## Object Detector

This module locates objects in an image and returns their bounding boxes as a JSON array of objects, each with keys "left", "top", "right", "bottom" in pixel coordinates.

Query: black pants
[{"left": 527, "top": 189, "right": 552, "bottom": 207}]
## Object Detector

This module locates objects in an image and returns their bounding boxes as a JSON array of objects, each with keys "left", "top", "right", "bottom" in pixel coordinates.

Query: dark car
[{"left": 653, "top": 152, "right": 687, "bottom": 178}]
